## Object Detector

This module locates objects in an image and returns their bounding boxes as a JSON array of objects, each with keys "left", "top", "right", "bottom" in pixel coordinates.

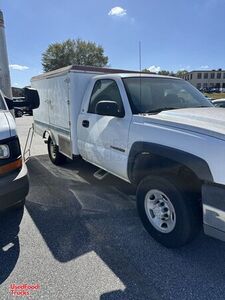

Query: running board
[{"left": 93, "top": 169, "right": 108, "bottom": 180}]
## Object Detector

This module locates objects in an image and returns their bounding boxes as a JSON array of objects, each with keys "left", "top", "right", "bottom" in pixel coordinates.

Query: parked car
[
  {"left": 12, "top": 97, "right": 33, "bottom": 116},
  {"left": 23, "top": 107, "right": 33, "bottom": 116},
  {"left": 212, "top": 99, "right": 225, "bottom": 107},
  {"left": 204, "top": 95, "right": 215, "bottom": 102},
  {"left": 0, "top": 90, "right": 28, "bottom": 210},
  {"left": 0, "top": 88, "right": 40, "bottom": 211},
  {"left": 202, "top": 87, "right": 221, "bottom": 94},
  {"left": 14, "top": 107, "right": 23, "bottom": 118}
]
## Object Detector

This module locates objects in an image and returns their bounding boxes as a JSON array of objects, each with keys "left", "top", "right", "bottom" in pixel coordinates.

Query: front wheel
[
  {"left": 137, "top": 175, "right": 201, "bottom": 248},
  {"left": 11, "top": 199, "right": 25, "bottom": 211},
  {"left": 47, "top": 137, "right": 67, "bottom": 165}
]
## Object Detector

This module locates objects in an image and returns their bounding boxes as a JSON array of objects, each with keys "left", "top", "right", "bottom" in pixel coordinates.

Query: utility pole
[{"left": 0, "top": 10, "right": 12, "bottom": 98}]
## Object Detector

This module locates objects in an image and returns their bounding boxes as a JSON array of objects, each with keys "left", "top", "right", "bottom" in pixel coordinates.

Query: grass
[{"left": 204, "top": 93, "right": 225, "bottom": 100}]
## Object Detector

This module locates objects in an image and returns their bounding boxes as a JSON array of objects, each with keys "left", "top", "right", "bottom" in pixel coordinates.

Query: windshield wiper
[
  {"left": 143, "top": 105, "right": 212, "bottom": 114},
  {"left": 195, "top": 105, "right": 212, "bottom": 108},
  {"left": 144, "top": 107, "right": 178, "bottom": 114}
]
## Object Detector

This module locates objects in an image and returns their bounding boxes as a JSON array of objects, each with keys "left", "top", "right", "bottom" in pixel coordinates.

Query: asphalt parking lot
[{"left": 1, "top": 116, "right": 225, "bottom": 299}]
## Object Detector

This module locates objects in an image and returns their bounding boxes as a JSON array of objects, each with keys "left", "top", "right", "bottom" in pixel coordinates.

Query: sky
[{"left": 1, "top": 0, "right": 225, "bottom": 87}]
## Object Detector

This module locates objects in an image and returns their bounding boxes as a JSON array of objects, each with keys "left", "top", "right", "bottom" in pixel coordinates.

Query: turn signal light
[{"left": 0, "top": 158, "right": 22, "bottom": 175}]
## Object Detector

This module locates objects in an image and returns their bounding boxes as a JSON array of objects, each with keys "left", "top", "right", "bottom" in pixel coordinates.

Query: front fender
[{"left": 127, "top": 142, "right": 213, "bottom": 183}]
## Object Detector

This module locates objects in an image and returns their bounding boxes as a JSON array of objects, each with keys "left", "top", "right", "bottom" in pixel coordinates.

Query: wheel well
[
  {"left": 43, "top": 130, "right": 50, "bottom": 139},
  {"left": 131, "top": 153, "right": 202, "bottom": 194},
  {"left": 43, "top": 130, "right": 56, "bottom": 144}
]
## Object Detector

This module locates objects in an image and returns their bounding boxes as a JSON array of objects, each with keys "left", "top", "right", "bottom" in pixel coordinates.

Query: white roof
[
  {"left": 32, "top": 65, "right": 182, "bottom": 81},
  {"left": 95, "top": 73, "right": 181, "bottom": 80}
]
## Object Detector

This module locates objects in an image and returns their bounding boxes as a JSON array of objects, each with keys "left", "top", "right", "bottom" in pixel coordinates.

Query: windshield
[
  {"left": 123, "top": 77, "right": 213, "bottom": 114},
  {"left": 0, "top": 91, "right": 7, "bottom": 110}
]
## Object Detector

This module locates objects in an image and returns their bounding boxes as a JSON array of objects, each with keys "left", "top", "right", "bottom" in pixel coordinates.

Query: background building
[{"left": 183, "top": 69, "right": 225, "bottom": 91}]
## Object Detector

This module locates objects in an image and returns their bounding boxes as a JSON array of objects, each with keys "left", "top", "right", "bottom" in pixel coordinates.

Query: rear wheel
[
  {"left": 137, "top": 175, "right": 201, "bottom": 248},
  {"left": 47, "top": 137, "right": 67, "bottom": 165}
]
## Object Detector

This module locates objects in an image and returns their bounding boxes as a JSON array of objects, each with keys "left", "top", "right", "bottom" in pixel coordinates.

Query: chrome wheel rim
[{"left": 144, "top": 189, "right": 176, "bottom": 233}]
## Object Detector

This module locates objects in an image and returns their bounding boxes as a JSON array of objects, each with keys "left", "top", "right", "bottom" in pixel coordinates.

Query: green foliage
[
  {"left": 142, "top": 68, "right": 151, "bottom": 73},
  {"left": 142, "top": 68, "right": 188, "bottom": 78},
  {"left": 158, "top": 70, "right": 172, "bottom": 76},
  {"left": 175, "top": 70, "right": 188, "bottom": 78},
  {"left": 205, "top": 92, "right": 225, "bottom": 100},
  {"left": 42, "top": 39, "right": 108, "bottom": 72}
]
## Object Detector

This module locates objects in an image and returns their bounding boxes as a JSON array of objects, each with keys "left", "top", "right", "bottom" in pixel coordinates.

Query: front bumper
[
  {"left": 203, "top": 183, "right": 225, "bottom": 241},
  {"left": 0, "top": 163, "right": 29, "bottom": 210}
]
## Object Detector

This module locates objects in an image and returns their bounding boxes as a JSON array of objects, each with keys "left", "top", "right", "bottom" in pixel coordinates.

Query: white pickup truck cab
[
  {"left": 0, "top": 90, "right": 29, "bottom": 210},
  {"left": 32, "top": 65, "right": 225, "bottom": 248}
]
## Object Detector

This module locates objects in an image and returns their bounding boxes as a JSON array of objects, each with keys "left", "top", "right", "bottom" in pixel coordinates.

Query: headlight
[{"left": 0, "top": 145, "right": 10, "bottom": 159}]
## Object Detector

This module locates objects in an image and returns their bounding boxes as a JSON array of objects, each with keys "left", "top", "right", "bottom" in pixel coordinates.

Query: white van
[{"left": 0, "top": 88, "right": 39, "bottom": 210}]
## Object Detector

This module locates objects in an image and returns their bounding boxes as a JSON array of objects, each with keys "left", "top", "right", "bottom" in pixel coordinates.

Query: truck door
[{"left": 77, "top": 78, "right": 132, "bottom": 181}]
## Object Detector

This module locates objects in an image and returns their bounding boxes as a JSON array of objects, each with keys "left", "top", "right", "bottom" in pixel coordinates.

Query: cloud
[
  {"left": 9, "top": 64, "right": 29, "bottom": 71},
  {"left": 147, "top": 65, "right": 161, "bottom": 73},
  {"left": 200, "top": 65, "right": 210, "bottom": 69},
  {"left": 108, "top": 7, "right": 127, "bottom": 17}
]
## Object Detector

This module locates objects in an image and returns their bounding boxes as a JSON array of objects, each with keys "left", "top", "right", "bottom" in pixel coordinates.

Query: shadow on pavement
[
  {"left": 0, "top": 207, "right": 24, "bottom": 284},
  {"left": 25, "top": 155, "right": 225, "bottom": 300},
  {"left": 25, "top": 156, "right": 160, "bottom": 299}
]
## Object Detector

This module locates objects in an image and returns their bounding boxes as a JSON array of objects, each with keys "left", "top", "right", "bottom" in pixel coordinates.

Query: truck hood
[
  {"left": 139, "top": 107, "right": 225, "bottom": 141},
  {"left": 0, "top": 111, "right": 16, "bottom": 140}
]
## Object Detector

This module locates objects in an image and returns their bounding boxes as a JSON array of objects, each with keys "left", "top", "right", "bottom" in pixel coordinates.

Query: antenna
[
  {"left": 139, "top": 41, "right": 142, "bottom": 111},
  {"left": 139, "top": 41, "right": 142, "bottom": 72}
]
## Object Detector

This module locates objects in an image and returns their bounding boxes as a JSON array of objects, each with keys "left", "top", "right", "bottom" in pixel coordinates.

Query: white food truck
[{"left": 32, "top": 65, "right": 225, "bottom": 248}]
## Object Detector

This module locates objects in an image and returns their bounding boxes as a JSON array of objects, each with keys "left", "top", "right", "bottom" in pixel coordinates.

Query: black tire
[
  {"left": 136, "top": 175, "right": 201, "bottom": 248},
  {"left": 47, "top": 137, "right": 67, "bottom": 165},
  {"left": 11, "top": 199, "right": 25, "bottom": 211},
  {"left": 15, "top": 110, "right": 23, "bottom": 118}
]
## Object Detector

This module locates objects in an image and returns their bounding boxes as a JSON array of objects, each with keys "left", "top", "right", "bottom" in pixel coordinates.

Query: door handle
[{"left": 82, "top": 120, "right": 89, "bottom": 128}]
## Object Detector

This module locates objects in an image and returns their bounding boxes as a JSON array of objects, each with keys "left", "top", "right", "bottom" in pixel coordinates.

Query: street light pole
[{"left": 0, "top": 10, "right": 12, "bottom": 99}]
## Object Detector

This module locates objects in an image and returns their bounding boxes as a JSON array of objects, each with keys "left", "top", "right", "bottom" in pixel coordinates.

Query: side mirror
[
  {"left": 96, "top": 101, "right": 124, "bottom": 118},
  {"left": 5, "top": 97, "right": 14, "bottom": 110},
  {"left": 24, "top": 87, "right": 40, "bottom": 109}
]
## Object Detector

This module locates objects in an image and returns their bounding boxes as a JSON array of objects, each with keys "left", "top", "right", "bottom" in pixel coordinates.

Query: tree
[
  {"left": 142, "top": 68, "right": 151, "bottom": 73},
  {"left": 142, "top": 69, "right": 176, "bottom": 76},
  {"left": 175, "top": 70, "right": 188, "bottom": 78},
  {"left": 42, "top": 39, "right": 108, "bottom": 72},
  {"left": 158, "top": 70, "right": 171, "bottom": 76}
]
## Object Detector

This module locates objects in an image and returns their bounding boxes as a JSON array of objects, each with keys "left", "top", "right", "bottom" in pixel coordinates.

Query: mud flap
[{"left": 202, "top": 183, "right": 225, "bottom": 242}]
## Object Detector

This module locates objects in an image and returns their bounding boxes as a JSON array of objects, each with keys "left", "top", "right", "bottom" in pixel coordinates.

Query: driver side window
[{"left": 88, "top": 79, "right": 124, "bottom": 114}]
